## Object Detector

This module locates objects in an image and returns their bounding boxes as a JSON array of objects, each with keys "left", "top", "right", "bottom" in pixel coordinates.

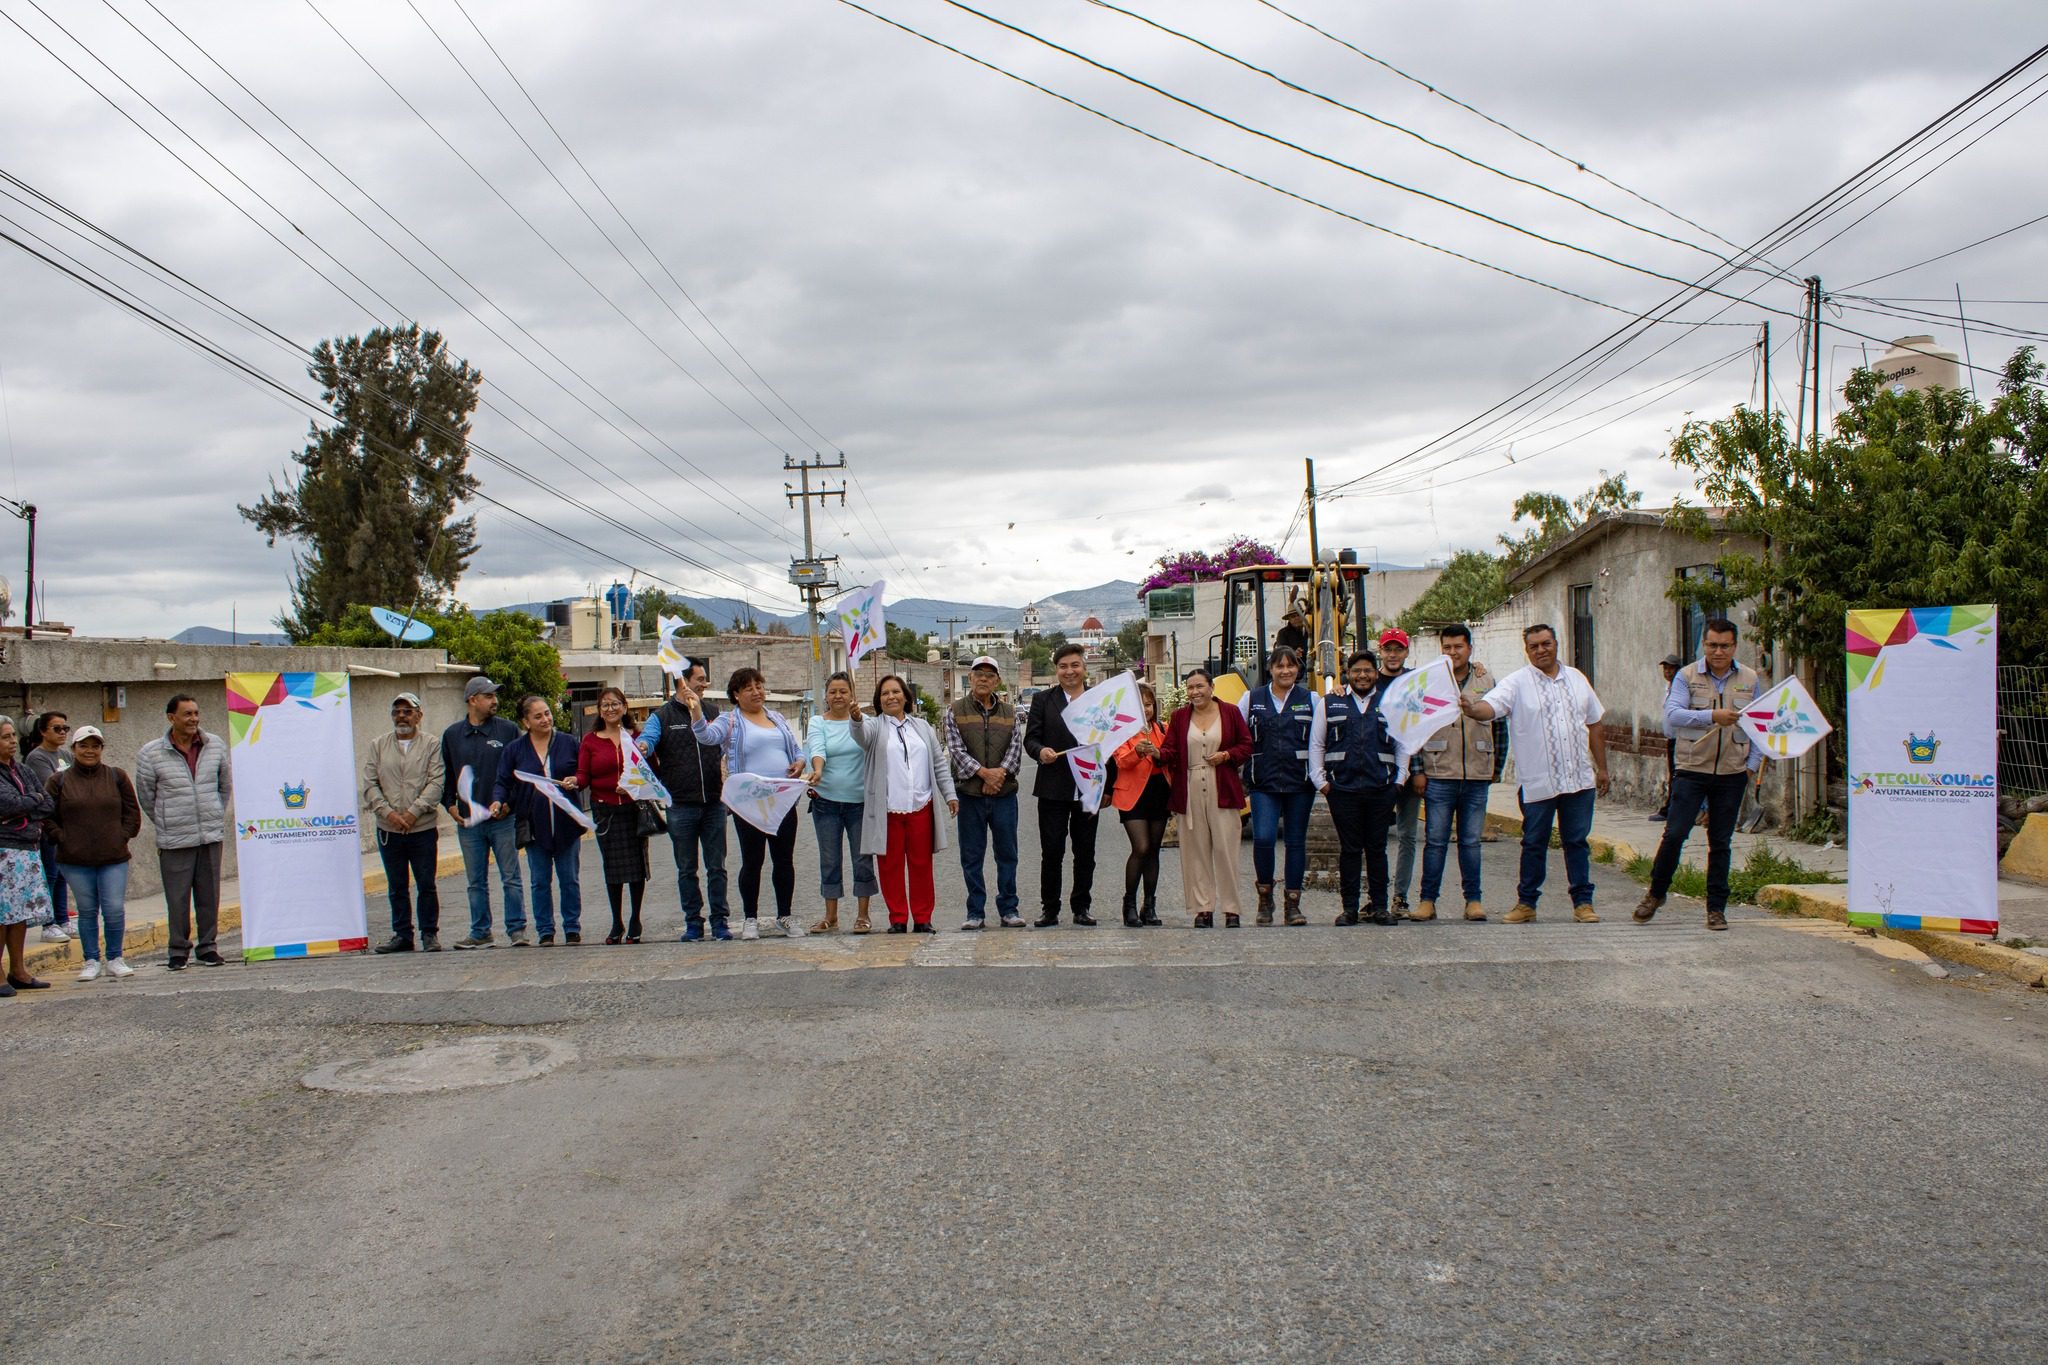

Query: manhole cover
[{"left": 301, "top": 1035, "right": 576, "bottom": 1094}]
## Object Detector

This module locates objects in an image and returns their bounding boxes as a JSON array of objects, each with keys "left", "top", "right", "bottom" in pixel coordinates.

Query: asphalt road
[{"left": 3, "top": 823, "right": 2044, "bottom": 1362}]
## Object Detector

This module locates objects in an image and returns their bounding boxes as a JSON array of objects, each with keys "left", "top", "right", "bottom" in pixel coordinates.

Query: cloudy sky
[{"left": 1, "top": 0, "right": 2039, "bottom": 636}]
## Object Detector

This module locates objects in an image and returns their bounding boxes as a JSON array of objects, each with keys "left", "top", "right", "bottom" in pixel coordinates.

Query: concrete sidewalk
[{"left": 1480, "top": 782, "right": 1849, "bottom": 875}]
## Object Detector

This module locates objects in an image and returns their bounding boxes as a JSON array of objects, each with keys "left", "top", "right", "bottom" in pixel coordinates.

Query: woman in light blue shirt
[
  {"left": 679, "top": 667, "right": 807, "bottom": 941},
  {"left": 804, "top": 671, "right": 878, "bottom": 935}
]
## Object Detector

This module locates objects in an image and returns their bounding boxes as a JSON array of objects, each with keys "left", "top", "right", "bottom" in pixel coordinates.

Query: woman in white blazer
[{"left": 851, "top": 675, "right": 957, "bottom": 933}]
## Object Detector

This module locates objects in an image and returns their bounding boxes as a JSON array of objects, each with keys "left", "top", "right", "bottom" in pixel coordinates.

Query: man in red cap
[{"left": 1375, "top": 627, "right": 1426, "bottom": 915}]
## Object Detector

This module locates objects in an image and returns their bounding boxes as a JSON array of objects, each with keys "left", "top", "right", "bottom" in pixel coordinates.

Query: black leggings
[
  {"left": 1122, "top": 815, "right": 1166, "bottom": 904},
  {"left": 735, "top": 810, "right": 798, "bottom": 919},
  {"left": 606, "top": 881, "right": 646, "bottom": 931}
]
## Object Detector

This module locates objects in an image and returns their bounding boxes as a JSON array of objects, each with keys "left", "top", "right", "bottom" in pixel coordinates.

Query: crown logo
[
  {"left": 1903, "top": 733, "right": 1939, "bottom": 765},
  {"left": 280, "top": 781, "right": 310, "bottom": 809}
]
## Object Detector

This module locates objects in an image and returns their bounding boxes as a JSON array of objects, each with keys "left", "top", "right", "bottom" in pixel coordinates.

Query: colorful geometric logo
[
  {"left": 226, "top": 672, "right": 349, "bottom": 747},
  {"left": 1904, "top": 732, "right": 1940, "bottom": 765},
  {"left": 280, "top": 781, "right": 310, "bottom": 809},
  {"left": 1845, "top": 605, "right": 1994, "bottom": 693}
]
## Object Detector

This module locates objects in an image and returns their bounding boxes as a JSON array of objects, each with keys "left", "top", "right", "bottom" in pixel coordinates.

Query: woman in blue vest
[
  {"left": 1236, "top": 645, "right": 1323, "bottom": 926},
  {"left": 1309, "top": 651, "right": 1407, "bottom": 925}
]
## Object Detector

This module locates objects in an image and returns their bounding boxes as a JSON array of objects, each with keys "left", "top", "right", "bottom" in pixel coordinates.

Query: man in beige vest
[
  {"left": 363, "top": 692, "right": 447, "bottom": 952},
  {"left": 1635, "top": 620, "right": 1763, "bottom": 931},
  {"left": 1412, "top": 623, "right": 1495, "bottom": 921}
]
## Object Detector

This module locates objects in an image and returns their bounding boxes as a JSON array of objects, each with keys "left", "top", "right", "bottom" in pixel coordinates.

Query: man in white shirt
[{"left": 1459, "top": 623, "right": 1610, "bottom": 923}]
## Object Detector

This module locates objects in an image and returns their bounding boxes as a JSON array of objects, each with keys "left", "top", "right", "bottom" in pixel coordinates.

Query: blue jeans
[
  {"left": 375, "top": 827, "right": 440, "bottom": 939},
  {"left": 666, "top": 802, "right": 730, "bottom": 927},
  {"left": 57, "top": 861, "right": 127, "bottom": 960},
  {"left": 456, "top": 816, "right": 526, "bottom": 937},
  {"left": 525, "top": 842, "right": 583, "bottom": 936},
  {"left": 1517, "top": 787, "right": 1596, "bottom": 909},
  {"left": 1390, "top": 788, "right": 1421, "bottom": 900},
  {"left": 811, "top": 797, "right": 878, "bottom": 900},
  {"left": 39, "top": 836, "right": 69, "bottom": 926},
  {"left": 1421, "top": 779, "right": 1490, "bottom": 904},
  {"left": 957, "top": 791, "right": 1020, "bottom": 919},
  {"left": 1249, "top": 789, "right": 1316, "bottom": 889}
]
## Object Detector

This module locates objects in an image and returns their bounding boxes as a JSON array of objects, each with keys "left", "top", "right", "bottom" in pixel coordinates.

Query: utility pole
[
  {"left": 784, "top": 454, "right": 845, "bottom": 723},
  {"left": 1, "top": 498, "right": 34, "bottom": 639},
  {"left": 1302, "top": 458, "right": 1333, "bottom": 691},
  {"left": 1760, "top": 321, "right": 1770, "bottom": 431},
  {"left": 1806, "top": 276, "right": 1823, "bottom": 453},
  {"left": 935, "top": 614, "right": 969, "bottom": 701}
]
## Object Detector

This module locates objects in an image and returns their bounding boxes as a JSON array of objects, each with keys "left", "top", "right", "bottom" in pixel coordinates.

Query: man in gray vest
[
  {"left": 945, "top": 656, "right": 1025, "bottom": 929},
  {"left": 640, "top": 661, "right": 732, "bottom": 941},
  {"left": 1635, "top": 619, "right": 1763, "bottom": 931}
]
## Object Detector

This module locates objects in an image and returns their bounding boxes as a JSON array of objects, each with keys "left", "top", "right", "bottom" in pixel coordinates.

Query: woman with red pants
[{"left": 853, "top": 676, "right": 957, "bottom": 932}]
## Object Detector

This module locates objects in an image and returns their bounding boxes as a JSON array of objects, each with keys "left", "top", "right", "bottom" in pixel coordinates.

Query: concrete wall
[{"left": 0, "top": 637, "right": 473, "bottom": 898}]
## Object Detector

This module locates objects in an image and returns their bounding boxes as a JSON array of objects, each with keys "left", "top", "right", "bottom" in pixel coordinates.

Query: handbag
[
  {"left": 634, "top": 801, "right": 666, "bottom": 838},
  {"left": 515, "top": 815, "right": 534, "bottom": 849}
]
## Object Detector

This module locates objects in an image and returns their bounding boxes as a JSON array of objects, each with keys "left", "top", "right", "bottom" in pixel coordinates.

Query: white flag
[
  {"left": 656, "top": 615, "right": 692, "bottom": 680},
  {"left": 619, "top": 735, "right": 672, "bottom": 806},
  {"left": 1067, "top": 744, "right": 1109, "bottom": 815},
  {"left": 837, "top": 580, "right": 886, "bottom": 669},
  {"left": 454, "top": 765, "right": 493, "bottom": 827},
  {"left": 721, "top": 772, "right": 810, "bottom": 835},
  {"left": 1060, "top": 670, "right": 1146, "bottom": 756},
  {"left": 516, "top": 768, "right": 596, "bottom": 831},
  {"left": 1377, "top": 657, "right": 1463, "bottom": 759},
  {"left": 1738, "top": 676, "right": 1834, "bottom": 759}
]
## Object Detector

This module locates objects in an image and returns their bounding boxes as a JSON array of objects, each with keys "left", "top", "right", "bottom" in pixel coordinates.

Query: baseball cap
[
  {"left": 1660, "top": 653, "right": 1683, "bottom": 668},
  {"left": 392, "top": 691, "right": 423, "bottom": 709},
  {"left": 68, "top": 725, "right": 105, "bottom": 746},
  {"left": 969, "top": 655, "right": 1001, "bottom": 672},
  {"left": 464, "top": 676, "right": 500, "bottom": 699},
  {"left": 1378, "top": 627, "right": 1411, "bottom": 648}
]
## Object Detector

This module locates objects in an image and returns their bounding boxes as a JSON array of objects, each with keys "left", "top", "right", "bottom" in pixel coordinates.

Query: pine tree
[{"left": 240, "top": 324, "right": 481, "bottom": 639}]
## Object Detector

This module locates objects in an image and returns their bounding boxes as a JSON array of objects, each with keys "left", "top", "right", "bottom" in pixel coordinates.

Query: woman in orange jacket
[{"left": 1110, "top": 682, "right": 1169, "bottom": 927}]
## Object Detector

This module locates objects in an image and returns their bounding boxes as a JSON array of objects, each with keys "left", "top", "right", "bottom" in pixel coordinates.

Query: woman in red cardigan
[
  {"left": 1158, "top": 669, "right": 1253, "bottom": 927},
  {"left": 1109, "top": 682, "right": 1169, "bottom": 927},
  {"left": 577, "top": 687, "right": 649, "bottom": 944}
]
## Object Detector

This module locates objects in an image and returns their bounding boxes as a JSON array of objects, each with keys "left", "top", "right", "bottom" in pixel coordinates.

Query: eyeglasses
[{"left": 49, "top": 724, "right": 70, "bottom": 733}]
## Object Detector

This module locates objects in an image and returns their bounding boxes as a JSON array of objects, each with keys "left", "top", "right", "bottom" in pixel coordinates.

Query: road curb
[
  {"left": 1757, "top": 883, "right": 2048, "bottom": 988},
  {"left": 26, "top": 849, "right": 468, "bottom": 974},
  {"left": 1483, "top": 810, "right": 1642, "bottom": 866}
]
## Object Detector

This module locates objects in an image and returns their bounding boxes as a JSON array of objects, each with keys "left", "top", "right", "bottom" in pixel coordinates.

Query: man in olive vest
[
  {"left": 945, "top": 656, "right": 1026, "bottom": 929},
  {"left": 1412, "top": 623, "right": 1496, "bottom": 922},
  {"left": 1635, "top": 619, "right": 1763, "bottom": 931}
]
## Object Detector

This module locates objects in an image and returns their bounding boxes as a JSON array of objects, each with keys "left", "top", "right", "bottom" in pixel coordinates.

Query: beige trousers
[{"left": 1179, "top": 735, "right": 1242, "bottom": 918}]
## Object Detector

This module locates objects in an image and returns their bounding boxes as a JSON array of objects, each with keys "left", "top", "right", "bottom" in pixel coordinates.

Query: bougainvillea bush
[{"left": 1137, "top": 536, "right": 1285, "bottom": 597}]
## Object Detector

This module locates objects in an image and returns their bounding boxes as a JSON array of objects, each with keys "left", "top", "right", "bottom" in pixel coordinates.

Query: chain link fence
[{"left": 1999, "top": 665, "right": 2048, "bottom": 798}]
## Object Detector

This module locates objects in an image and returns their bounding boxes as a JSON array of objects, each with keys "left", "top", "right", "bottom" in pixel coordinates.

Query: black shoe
[
  {"left": 166, "top": 955, "right": 188, "bottom": 971},
  {"left": 1139, "top": 904, "right": 1161, "bottom": 926},
  {"left": 886, "top": 923, "right": 908, "bottom": 934},
  {"left": 537, "top": 933, "right": 556, "bottom": 946},
  {"left": 1033, "top": 914, "right": 1061, "bottom": 928},
  {"left": 565, "top": 932, "right": 582, "bottom": 945},
  {"left": 1122, "top": 910, "right": 1142, "bottom": 928},
  {"left": 0, "top": 979, "right": 13, "bottom": 997},
  {"left": 1370, "top": 908, "right": 1397, "bottom": 926},
  {"left": 196, "top": 950, "right": 226, "bottom": 966},
  {"left": 911, "top": 923, "right": 936, "bottom": 934},
  {"left": 373, "top": 935, "right": 414, "bottom": 954},
  {"left": 1334, "top": 911, "right": 1360, "bottom": 926},
  {"left": 1071, "top": 913, "right": 1098, "bottom": 927}
]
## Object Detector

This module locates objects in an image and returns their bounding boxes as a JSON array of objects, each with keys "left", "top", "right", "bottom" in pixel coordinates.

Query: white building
[
  {"left": 955, "top": 624, "right": 1013, "bottom": 655},
  {"left": 1020, "top": 602, "right": 1043, "bottom": 634}
]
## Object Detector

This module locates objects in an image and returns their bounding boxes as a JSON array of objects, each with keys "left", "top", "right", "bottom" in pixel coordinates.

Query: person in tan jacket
[
  {"left": 362, "top": 692, "right": 447, "bottom": 953},
  {"left": 1413, "top": 624, "right": 1496, "bottom": 922}
]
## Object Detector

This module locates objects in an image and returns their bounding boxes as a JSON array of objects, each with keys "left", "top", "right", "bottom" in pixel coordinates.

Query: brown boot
[
  {"left": 1193, "top": 912, "right": 1214, "bottom": 928},
  {"left": 1224, "top": 912, "right": 1242, "bottom": 928},
  {"left": 1632, "top": 892, "right": 1663, "bottom": 923},
  {"left": 1706, "top": 909, "right": 1728, "bottom": 931},
  {"left": 1504, "top": 903, "right": 1537, "bottom": 923},
  {"left": 1409, "top": 899, "right": 1438, "bottom": 922},
  {"left": 1573, "top": 904, "right": 1601, "bottom": 923},
  {"left": 1463, "top": 901, "right": 1487, "bottom": 921},
  {"left": 1255, "top": 883, "right": 1275, "bottom": 926},
  {"left": 1283, "top": 890, "right": 1306, "bottom": 926}
]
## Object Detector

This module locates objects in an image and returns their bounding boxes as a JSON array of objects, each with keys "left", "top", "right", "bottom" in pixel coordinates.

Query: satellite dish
[{"left": 370, "top": 607, "right": 434, "bottom": 643}]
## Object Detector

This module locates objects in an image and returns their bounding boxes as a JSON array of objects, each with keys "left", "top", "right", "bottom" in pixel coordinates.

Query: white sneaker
[
  {"left": 105, "top": 958, "right": 134, "bottom": 978},
  {"left": 41, "top": 923, "right": 71, "bottom": 943},
  {"left": 77, "top": 959, "right": 101, "bottom": 982},
  {"left": 739, "top": 918, "right": 760, "bottom": 941},
  {"left": 777, "top": 916, "right": 805, "bottom": 938}
]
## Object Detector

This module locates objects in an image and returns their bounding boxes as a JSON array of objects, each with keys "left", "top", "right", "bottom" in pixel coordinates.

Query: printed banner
[
  {"left": 1378, "top": 657, "right": 1461, "bottom": 758},
  {"left": 619, "top": 735, "right": 672, "bottom": 806},
  {"left": 226, "top": 672, "right": 368, "bottom": 960},
  {"left": 1739, "top": 676, "right": 1833, "bottom": 759},
  {"left": 1067, "top": 744, "right": 1109, "bottom": 815},
  {"left": 1846, "top": 605, "right": 1998, "bottom": 935},
  {"left": 722, "top": 772, "right": 810, "bottom": 835},
  {"left": 1061, "top": 670, "right": 1146, "bottom": 757},
  {"left": 838, "top": 580, "right": 886, "bottom": 670},
  {"left": 516, "top": 769, "right": 596, "bottom": 832},
  {"left": 656, "top": 615, "right": 692, "bottom": 680}
]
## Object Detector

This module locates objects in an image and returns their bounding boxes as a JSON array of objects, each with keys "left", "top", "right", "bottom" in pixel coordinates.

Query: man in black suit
[{"left": 1023, "top": 642, "right": 1099, "bottom": 927}]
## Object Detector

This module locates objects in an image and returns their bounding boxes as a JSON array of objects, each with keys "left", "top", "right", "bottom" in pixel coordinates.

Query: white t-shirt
[
  {"left": 882, "top": 716, "right": 933, "bottom": 813},
  {"left": 1482, "top": 663, "right": 1604, "bottom": 802}
]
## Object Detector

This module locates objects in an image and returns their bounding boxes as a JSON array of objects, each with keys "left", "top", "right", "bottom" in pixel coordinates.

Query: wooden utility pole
[
  {"left": 784, "top": 455, "right": 845, "bottom": 722},
  {"left": 936, "top": 614, "right": 969, "bottom": 700}
]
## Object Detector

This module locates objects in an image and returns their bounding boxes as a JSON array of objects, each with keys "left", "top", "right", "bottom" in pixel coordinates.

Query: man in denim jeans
[
  {"left": 1412, "top": 624, "right": 1496, "bottom": 922},
  {"left": 945, "top": 656, "right": 1025, "bottom": 929},
  {"left": 641, "top": 661, "right": 731, "bottom": 940},
  {"left": 1460, "top": 624, "right": 1610, "bottom": 923},
  {"left": 439, "top": 677, "right": 529, "bottom": 948}
]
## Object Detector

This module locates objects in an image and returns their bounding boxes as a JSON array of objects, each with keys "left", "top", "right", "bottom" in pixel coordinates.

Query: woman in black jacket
[{"left": 0, "top": 716, "right": 58, "bottom": 995}]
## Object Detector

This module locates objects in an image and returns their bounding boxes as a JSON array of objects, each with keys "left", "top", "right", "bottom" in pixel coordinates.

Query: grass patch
[
  {"left": 1621, "top": 842, "right": 1840, "bottom": 906},
  {"left": 1593, "top": 843, "right": 1616, "bottom": 865},
  {"left": 1784, "top": 806, "right": 1842, "bottom": 846}
]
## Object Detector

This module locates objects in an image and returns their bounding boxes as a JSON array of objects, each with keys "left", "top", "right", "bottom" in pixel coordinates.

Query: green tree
[
  {"left": 305, "top": 604, "right": 565, "bottom": 710},
  {"left": 240, "top": 324, "right": 481, "bottom": 640},
  {"left": 1102, "top": 618, "right": 1148, "bottom": 668},
  {"left": 1497, "top": 471, "right": 1641, "bottom": 576},
  {"left": 886, "top": 622, "right": 928, "bottom": 661},
  {"left": 1019, "top": 629, "right": 1068, "bottom": 673},
  {"left": 635, "top": 590, "right": 717, "bottom": 638},
  {"left": 1666, "top": 346, "right": 2048, "bottom": 736},
  {"left": 1397, "top": 549, "right": 1509, "bottom": 633}
]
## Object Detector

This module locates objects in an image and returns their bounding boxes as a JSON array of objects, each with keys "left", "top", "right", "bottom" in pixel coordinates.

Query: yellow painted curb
[
  {"left": 25, "top": 849, "right": 468, "bottom": 974},
  {"left": 1758, "top": 884, "right": 2048, "bottom": 988},
  {"left": 1483, "top": 810, "right": 1640, "bottom": 866},
  {"left": 2000, "top": 812, "right": 2048, "bottom": 886}
]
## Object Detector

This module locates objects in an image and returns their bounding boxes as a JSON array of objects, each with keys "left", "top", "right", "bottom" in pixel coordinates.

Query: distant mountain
[{"left": 172, "top": 626, "right": 290, "bottom": 646}]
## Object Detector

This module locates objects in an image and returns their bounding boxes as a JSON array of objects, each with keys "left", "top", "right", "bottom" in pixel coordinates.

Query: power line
[{"left": 1840, "top": 210, "right": 2048, "bottom": 291}]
